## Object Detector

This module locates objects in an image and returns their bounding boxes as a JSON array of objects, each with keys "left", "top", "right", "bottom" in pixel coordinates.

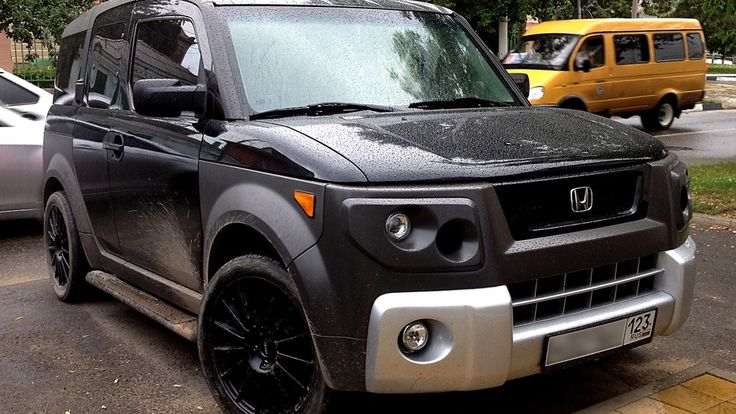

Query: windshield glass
[
  {"left": 219, "top": 7, "right": 517, "bottom": 114},
  {"left": 503, "top": 34, "right": 580, "bottom": 70}
]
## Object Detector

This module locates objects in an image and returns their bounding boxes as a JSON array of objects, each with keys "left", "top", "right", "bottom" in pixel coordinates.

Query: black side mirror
[
  {"left": 509, "top": 73, "right": 530, "bottom": 98},
  {"left": 133, "top": 79, "right": 205, "bottom": 117},
  {"left": 575, "top": 56, "right": 592, "bottom": 72}
]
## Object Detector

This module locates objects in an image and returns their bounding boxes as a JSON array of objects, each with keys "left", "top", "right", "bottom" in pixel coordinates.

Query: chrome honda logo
[{"left": 570, "top": 187, "right": 593, "bottom": 213}]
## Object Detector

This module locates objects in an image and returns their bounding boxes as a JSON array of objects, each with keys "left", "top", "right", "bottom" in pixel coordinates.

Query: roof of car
[
  {"left": 63, "top": 0, "right": 450, "bottom": 37},
  {"left": 524, "top": 18, "right": 702, "bottom": 36}
]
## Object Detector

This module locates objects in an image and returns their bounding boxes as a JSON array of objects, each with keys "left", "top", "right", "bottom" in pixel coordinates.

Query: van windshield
[
  {"left": 503, "top": 34, "right": 580, "bottom": 71},
  {"left": 218, "top": 6, "right": 517, "bottom": 114}
]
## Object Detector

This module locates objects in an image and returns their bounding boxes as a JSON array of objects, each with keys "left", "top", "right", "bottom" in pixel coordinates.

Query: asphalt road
[
  {"left": 1, "top": 218, "right": 734, "bottom": 413},
  {"left": 616, "top": 109, "right": 736, "bottom": 165}
]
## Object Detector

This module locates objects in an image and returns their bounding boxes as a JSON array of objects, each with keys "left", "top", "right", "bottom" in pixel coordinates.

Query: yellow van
[{"left": 503, "top": 18, "right": 706, "bottom": 130}]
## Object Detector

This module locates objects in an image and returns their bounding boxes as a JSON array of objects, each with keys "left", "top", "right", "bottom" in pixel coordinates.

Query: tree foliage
[
  {"left": 0, "top": 0, "right": 94, "bottom": 62},
  {"left": 673, "top": 0, "right": 736, "bottom": 57}
]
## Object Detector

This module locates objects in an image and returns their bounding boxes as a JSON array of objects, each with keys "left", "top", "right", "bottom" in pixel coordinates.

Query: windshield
[
  {"left": 219, "top": 7, "right": 517, "bottom": 114},
  {"left": 503, "top": 34, "right": 580, "bottom": 70}
]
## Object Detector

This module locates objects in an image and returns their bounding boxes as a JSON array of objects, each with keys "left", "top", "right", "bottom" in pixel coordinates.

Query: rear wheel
[
  {"left": 641, "top": 98, "right": 676, "bottom": 130},
  {"left": 198, "top": 255, "right": 329, "bottom": 414},
  {"left": 43, "top": 191, "right": 88, "bottom": 301}
]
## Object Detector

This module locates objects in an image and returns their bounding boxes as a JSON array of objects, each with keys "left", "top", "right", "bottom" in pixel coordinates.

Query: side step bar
[{"left": 86, "top": 271, "right": 198, "bottom": 342}]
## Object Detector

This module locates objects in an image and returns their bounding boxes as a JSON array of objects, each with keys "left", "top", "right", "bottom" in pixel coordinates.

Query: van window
[
  {"left": 88, "top": 22, "right": 128, "bottom": 109},
  {"left": 55, "top": 31, "right": 86, "bottom": 103},
  {"left": 653, "top": 33, "right": 685, "bottom": 62},
  {"left": 614, "top": 34, "right": 649, "bottom": 65},
  {"left": 687, "top": 33, "right": 704, "bottom": 59},
  {"left": 131, "top": 19, "right": 200, "bottom": 87},
  {"left": 576, "top": 36, "right": 605, "bottom": 69}
]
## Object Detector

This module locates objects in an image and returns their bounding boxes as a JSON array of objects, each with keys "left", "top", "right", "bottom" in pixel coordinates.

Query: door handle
[{"left": 103, "top": 133, "right": 125, "bottom": 159}]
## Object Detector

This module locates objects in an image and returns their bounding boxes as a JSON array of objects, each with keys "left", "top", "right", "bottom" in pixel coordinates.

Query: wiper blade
[
  {"left": 250, "top": 102, "right": 395, "bottom": 120},
  {"left": 408, "top": 97, "right": 512, "bottom": 110}
]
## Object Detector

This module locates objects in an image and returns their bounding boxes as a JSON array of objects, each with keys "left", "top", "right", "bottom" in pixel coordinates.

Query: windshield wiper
[
  {"left": 250, "top": 102, "right": 395, "bottom": 120},
  {"left": 408, "top": 97, "right": 512, "bottom": 110}
]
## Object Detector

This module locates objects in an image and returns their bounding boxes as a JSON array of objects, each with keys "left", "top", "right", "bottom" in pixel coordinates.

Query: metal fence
[{"left": 11, "top": 40, "right": 51, "bottom": 65}]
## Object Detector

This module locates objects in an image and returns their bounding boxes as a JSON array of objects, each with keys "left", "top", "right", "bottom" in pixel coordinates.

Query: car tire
[
  {"left": 641, "top": 98, "right": 676, "bottom": 130},
  {"left": 198, "top": 255, "right": 330, "bottom": 414},
  {"left": 43, "top": 191, "right": 89, "bottom": 302}
]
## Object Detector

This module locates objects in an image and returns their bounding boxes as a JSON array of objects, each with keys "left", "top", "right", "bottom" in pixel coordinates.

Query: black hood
[{"left": 265, "top": 106, "right": 668, "bottom": 183}]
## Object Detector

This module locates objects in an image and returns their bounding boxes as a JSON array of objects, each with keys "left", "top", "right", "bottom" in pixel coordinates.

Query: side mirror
[
  {"left": 574, "top": 56, "right": 592, "bottom": 72},
  {"left": 133, "top": 79, "right": 205, "bottom": 117},
  {"left": 509, "top": 73, "right": 530, "bottom": 98},
  {"left": 74, "top": 79, "right": 85, "bottom": 106}
]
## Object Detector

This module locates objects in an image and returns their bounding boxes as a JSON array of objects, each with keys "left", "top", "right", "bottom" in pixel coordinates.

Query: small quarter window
[
  {"left": 55, "top": 31, "right": 86, "bottom": 103},
  {"left": 687, "top": 32, "right": 704, "bottom": 59},
  {"left": 654, "top": 33, "right": 685, "bottom": 62},
  {"left": 614, "top": 34, "right": 650, "bottom": 65},
  {"left": 88, "top": 22, "right": 128, "bottom": 109}
]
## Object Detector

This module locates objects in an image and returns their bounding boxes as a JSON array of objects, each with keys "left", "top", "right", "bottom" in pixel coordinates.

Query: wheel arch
[
  {"left": 558, "top": 95, "right": 588, "bottom": 111},
  {"left": 43, "top": 152, "right": 93, "bottom": 234}
]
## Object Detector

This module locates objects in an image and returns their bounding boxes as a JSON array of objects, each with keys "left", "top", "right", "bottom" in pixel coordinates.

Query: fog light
[
  {"left": 400, "top": 321, "right": 429, "bottom": 353},
  {"left": 385, "top": 212, "right": 411, "bottom": 241}
]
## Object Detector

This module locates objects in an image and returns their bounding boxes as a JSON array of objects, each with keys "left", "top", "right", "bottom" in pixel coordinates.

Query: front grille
[
  {"left": 509, "top": 255, "right": 661, "bottom": 326},
  {"left": 494, "top": 169, "right": 646, "bottom": 240}
]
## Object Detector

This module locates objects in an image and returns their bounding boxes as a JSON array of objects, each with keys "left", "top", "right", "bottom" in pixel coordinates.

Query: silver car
[{"left": 0, "top": 104, "right": 44, "bottom": 220}]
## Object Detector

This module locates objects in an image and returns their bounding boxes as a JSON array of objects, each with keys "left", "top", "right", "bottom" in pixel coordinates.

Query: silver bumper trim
[{"left": 364, "top": 236, "right": 696, "bottom": 393}]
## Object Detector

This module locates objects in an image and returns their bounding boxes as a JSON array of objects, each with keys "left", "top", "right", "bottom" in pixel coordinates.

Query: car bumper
[{"left": 365, "top": 236, "right": 696, "bottom": 393}]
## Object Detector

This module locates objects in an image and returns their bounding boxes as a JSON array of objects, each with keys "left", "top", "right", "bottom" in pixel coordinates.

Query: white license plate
[{"left": 544, "top": 309, "right": 657, "bottom": 367}]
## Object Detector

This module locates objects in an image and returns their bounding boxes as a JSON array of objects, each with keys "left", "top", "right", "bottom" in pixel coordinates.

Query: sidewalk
[{"left": 578, "top": 364, "right": 736, "bottom": 413}]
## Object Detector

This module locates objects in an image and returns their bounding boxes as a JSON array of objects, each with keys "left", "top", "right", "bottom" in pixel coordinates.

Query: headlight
[{"left": 528, "top": 86, "right": 545, "bottom": 101}]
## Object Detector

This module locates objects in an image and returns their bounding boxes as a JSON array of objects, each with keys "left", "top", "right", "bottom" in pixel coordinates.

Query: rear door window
[
  {"left": 687, "top": 32, "right": 704, "bottom": 59},
  {"left": 614, "top": 34, "right": 650, "bottom": 65},
  {"left": 55, "top": 31, "right": 87, "bottom": 102},
  {"left": 653, "top": 33, "right": 685, "bottom": 62},
  {"left": 0, "top": 76, "right": 39, "bottom": 105}
]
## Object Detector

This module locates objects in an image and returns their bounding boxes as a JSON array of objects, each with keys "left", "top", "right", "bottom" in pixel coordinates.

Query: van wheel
[
  {"left": 198, "top": 255, "right": 329, "bottom": 414},
  {"left": 642, "top": 98, "right": 676, "bottom": 130},
  {"left": 43, "top": 191, "right": 88, "bottom": 302}
]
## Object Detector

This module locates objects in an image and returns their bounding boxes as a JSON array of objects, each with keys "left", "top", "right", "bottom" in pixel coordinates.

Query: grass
[
  {"left": 689, "top": 162, "right": 736, "bottom": 218},
  {"left": 707, "top": 64, "right": 736, "bottom": 74}
]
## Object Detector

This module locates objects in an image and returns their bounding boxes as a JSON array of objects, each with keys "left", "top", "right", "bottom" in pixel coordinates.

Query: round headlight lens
[
  {"left": 528, "top": 86, "right": 545, "bottom": 101},
  {"left": 385, "top": 212, "right": 411, "bottom": 241}
]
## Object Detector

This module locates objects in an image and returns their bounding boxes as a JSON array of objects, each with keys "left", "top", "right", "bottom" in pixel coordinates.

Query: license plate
[{"left": 544, "top": 309, "right": 657, "bottom": 367}]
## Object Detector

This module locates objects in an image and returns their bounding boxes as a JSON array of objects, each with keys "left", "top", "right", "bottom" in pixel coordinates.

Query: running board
[{"left": 85, "top": 271, "right": 198, "bottom": 342}]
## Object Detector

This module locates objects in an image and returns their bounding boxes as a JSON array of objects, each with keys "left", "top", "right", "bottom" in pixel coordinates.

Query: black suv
[{"left": 43, "top": 0, "right": 696, "bottom": 412}]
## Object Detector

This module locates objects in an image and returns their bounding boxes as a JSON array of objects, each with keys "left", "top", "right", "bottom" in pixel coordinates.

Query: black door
[
  {"left": 73, "top": 7, "right": 132, "bottom": 256},
  {"left": 108, "top": 13, "right": 205, "bottom": 291}
]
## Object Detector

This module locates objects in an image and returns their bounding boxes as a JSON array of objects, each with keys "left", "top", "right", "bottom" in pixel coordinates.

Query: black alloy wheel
[
  {"left": 199, "top": 256, "right": 328, "bottom": 414},
  {"left": 43, "top": 191, "right": 88, "bottom": 301}
]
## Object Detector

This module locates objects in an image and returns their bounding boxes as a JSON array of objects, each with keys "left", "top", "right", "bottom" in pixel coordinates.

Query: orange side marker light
[{"left": 293, "top": 191, "right": 315, "bottom": 218}]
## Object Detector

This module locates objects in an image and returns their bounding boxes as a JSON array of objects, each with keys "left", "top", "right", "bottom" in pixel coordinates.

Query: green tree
[
  {"left": 0, "top": 0, "right": 94, "bottom": 62},
  {"left": 673, "top": 0, "right": 736, "bottom": 60}
]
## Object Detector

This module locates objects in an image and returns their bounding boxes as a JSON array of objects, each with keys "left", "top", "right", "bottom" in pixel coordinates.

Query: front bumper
[{"left": 365, "top": 236, "right": 696, "bottom": 393}]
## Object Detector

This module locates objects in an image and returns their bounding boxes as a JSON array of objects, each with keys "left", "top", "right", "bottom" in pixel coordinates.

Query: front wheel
[
  {"left": 641, "top": 98, "right": 676, "bottom": 130},
  {"left": 198, "top": 255, "right": 329, "bottom": 414}
]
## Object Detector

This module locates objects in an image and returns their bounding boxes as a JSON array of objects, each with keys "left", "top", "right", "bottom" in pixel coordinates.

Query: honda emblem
[{"left": 570, "top": 187, "right": 593, "bottom": 213}]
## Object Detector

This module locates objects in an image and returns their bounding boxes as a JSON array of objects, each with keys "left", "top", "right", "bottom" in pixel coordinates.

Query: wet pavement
[{"left": 0, "top": 219, "right": 734, "bottom": 413}]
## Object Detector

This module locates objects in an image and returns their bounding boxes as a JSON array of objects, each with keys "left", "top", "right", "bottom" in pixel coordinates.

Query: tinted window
[
  {"left": 576, "top": 35, "right": 605, "bottom": 69},
  {"left": 654, "top": 33, "right": 685, "bottom": 62},
  {"left": 88, "top": 22, "right": 127, "bottom": 109},
  {"left": 0, "top": 76, "right": 39, "bottom": 105},
  {"left": 614, "top": 35, "right": 650, "bottom": 65},
  {"left": 55, "top": 31, "right": 86, "bottom": 103},
  {"left": 687, "top": 32, "right": 704, "bottom": 59},
  {"left": 132, "top": 19, "right": 200, "bottom": 87}
]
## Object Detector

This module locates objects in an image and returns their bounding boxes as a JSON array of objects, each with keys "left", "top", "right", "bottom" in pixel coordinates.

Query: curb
[
  {"left": 575, "top": 364, "right": 736, "bottom": 413},
  {"left": 691, "top": 213, "right": 735, "bottom": 229},
  {"left": 686, "top": 102, "right": 724, "bottom": 112}
]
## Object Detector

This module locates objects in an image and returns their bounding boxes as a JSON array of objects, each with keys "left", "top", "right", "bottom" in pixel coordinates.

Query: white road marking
[{"left": 657, "top": 127, "right": 736, "bottom": 138}]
